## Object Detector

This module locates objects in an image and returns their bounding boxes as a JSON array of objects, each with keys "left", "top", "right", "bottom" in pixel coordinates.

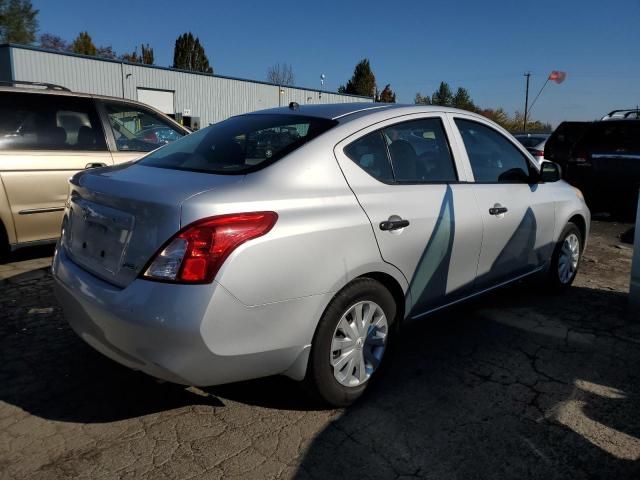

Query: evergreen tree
[
  {"left": 70, "top": 31, "right": 97, "bottom": 56},
  {"left": 431, "top": 81, "right": 453, "bottom": 106},
  {"left": 414, "top": 92, "right": 431, "bottom": 105},
  {"left": 340, "top": 59, "right": 376, "bottom": 97},
  {"left": 0, "top": 0, "right": 38, "bottom": 44},
  {"left": 141, "top": 43, "right": 154, "bottom": 65},
  {"left": 452, "top": 87, "right": 476, "bottom": 111},
  {"left": 377, "top": 84, "right": 396, "bottom": 103},
  {"left": 173, "top": 33, "right": 213, "bottom": 73}
]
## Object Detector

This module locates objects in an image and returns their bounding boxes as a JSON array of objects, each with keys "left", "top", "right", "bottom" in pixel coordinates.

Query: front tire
[
  {"left": 305, "top": 278, "right": 396, "bottom": 407},
  {"left": 546, "top": 222, "right": 582, "bottom": 292}
]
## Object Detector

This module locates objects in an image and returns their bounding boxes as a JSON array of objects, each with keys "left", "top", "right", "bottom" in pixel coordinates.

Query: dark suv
[{"left": 561, "top": 116, "right": 640, "bottom": 217}]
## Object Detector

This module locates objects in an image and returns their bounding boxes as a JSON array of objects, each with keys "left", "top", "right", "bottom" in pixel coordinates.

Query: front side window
[
  {"left": 0, "top": 92, "right": 106, "bottom": 151},
  {"left": 455, "top": 119, "right": 532, "bottom": 183},
  {"left": 139, "top": 114, "right": 337, "bottom": 174},
  {"left": 104, "top": 102, "right": 185, "bottom": 152}
]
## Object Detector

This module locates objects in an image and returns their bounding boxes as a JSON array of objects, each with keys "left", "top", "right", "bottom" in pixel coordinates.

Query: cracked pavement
[{"left": 1, "top": 220, "right": 639, "bottom": 479}]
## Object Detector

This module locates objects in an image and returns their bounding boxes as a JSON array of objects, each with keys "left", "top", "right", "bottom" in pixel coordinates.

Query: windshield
[{"left": 139, "top": 114, "right": 337, "bottom": 174}]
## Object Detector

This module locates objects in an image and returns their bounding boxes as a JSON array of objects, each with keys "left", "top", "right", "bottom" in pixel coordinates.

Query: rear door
[
  {"left": 450, "top": 115, "right": 555, "bottom": 288},
  {"left": 0, "top": 92, "right": 111, "bottom": 244},
  {"left": 98, "top": 100, "right": 187, "bottom": 163},
  {"left": 334, "top": 113, "right": 483, "bottom": 317}
]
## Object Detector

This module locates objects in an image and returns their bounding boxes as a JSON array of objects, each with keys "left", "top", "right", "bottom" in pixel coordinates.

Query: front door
[
  {"left": 451, "top": 116, "right": 555, "bottom": 287},
  {"left": 334, "top": 114, "right": 483, "bottom": 317}
]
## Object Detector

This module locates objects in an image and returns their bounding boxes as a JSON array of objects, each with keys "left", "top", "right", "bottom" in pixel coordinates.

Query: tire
[
  {"left": 305, "top": 278, "right": 396, "bottom": 407},
  {"left": 0, "top": 223, "right": 8, "bottom": 261},
  {"left": 546, "top": 222, "right": 583, "bottom": 293}
]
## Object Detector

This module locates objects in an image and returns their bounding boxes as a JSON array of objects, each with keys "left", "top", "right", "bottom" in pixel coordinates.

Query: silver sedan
[{"left": 53, "top": 103, "right": 590, "bottom": 406}]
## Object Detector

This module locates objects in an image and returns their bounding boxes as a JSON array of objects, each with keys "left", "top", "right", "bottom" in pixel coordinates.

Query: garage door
[{"left": 137, "top": 88, "right": 175, "bottom": 114}]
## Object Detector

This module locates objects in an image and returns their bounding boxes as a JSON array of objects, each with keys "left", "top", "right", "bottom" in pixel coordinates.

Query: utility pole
[{"left": 523, "top": 72, "right": 531, "bottom": 133}]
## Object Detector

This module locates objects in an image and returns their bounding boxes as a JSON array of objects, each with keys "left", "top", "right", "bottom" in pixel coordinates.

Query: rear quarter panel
[{"left": 180, "top": 136, "right": 408, "bottom": 307}]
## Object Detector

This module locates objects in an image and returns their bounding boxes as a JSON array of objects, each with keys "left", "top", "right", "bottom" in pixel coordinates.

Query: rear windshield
[
  {"left": 515, "top": 135, "right": 548, "bottom": 148},
  {"left": 575, "top": 121, "right": 640, "bottom": 152},
  {"left": 547, "top": 122, "right": 590, "bottom": 149},
  {"left": 139, "top": 114, "right": 337, "bottom": 174}
]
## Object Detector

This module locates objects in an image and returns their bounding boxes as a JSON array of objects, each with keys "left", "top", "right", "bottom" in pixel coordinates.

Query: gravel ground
[{"left": 1, "top": 220, "right": 638, "bottom": 479}]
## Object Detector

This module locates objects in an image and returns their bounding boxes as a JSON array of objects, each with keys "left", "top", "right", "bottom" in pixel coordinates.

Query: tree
[
  {"left": 173, "top": 32, "right": 213, "bottom": 73},
  {"left": 141, "top": 43, "right": 154, "bottom": 65},
  {"left": 121, "top": 43, "right": 154, "bottom": 65},
  {"left": 452, "top": 87, "right": 476, "bottom": 112},
  {"left": 39, "top": 33, "right": 67, "bottom": 51},
  {"left": 431, "top": 81, "right": 453, "bottom": 106},
  {"left": 96, "top": 45, "right": 116, "bottom": 59},
  {"left": 414, "top": 92, "right": 431, "bottom": 105},
  {"left": 70, "top": 31, "right": 97, "bottom": 56},
  {"left": 0, "top": 0, "right": 38, "bottom": 44},
  {"left": 266, "top": 63, "right": 294, "bottom": 86},
  {"left": 340, "top": 58, "right": 376, "bottom": 97},
  {"left": 377, "top": 84, "right": 396, "bottom": 103}
]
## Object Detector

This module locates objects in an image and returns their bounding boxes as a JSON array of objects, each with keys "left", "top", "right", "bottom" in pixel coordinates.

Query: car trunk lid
[{"left": 63, "top": 163, "right": 244, "bottom": 288}]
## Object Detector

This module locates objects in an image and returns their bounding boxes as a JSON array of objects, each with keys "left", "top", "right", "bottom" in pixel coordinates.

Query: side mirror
[{"left": 540, "top": 161, "right": 562, "bottom": 183}]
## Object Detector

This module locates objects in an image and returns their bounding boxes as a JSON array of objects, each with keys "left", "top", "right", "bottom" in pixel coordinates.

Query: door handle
[
  {"left": 85, "top": 162, "right": 107, "bottom": 169},
  {"left": 379, "top": 219, "right": 410, "bottom": 231},
  {"left": 489, "top": 205, "right": 508, "bottom": 215}
]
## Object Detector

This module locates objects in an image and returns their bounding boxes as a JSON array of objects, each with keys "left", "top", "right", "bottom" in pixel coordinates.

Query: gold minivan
[{"left": 0, "top": 82, "right": 190, "bottom": 255}]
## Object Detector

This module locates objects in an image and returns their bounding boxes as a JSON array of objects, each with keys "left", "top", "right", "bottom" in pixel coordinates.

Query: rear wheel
[
  {"left": 0, "top": 222, "right": 9, "bottom": 261},
  {"left": 546, "top": 222, "right": 582, "bottom": 292},
  {"left": 305, "top": 278, "right": 396, "bottom": 407}
]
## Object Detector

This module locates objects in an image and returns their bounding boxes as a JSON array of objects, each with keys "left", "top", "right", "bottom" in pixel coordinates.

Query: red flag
[{"left": 548, "top": 71, "right": 567, "bottom": 84}]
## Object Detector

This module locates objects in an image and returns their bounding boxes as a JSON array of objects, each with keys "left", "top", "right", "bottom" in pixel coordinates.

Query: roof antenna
[{"left": 289, "top": 101, "right": 299, "bottom": 110}]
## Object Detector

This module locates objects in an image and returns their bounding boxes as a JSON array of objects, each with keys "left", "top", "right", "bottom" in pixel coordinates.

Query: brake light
[
  {"left": 142, "top": 212, "right": 278, "bottom": 283},
  {"left": 530, "top": 149, "right": 544, "bottom": 157},
  {"left": 571, "top": 150, "right": 590, "bottom": 165}
]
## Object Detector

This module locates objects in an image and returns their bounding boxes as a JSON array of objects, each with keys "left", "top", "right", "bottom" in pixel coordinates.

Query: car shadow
[
  {"left": 2, "top": 270, "right": 638, "bottom": 445},
  {"left": 295, "top": 283, "right": 640, "bottom": 478},
  {"left": 0, "top": 244, "right": 55, "bottom": 265}
]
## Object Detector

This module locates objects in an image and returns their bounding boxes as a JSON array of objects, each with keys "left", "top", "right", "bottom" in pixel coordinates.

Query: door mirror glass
[{"left": 540, "top": 161, "right": 562, "bottom": 182}]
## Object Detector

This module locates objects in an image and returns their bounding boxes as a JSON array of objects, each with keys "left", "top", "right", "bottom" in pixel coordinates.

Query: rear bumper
[{"left": 53, "top": 246, "right": 329, "bottom": 386}]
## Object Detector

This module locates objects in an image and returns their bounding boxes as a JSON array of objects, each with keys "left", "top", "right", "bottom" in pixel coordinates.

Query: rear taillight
[
  {"left": 570, "top": 150, "right": 591, "bottom": 165},
  {"left": 142, "top": 212, "right": 278, "bottom": 284},
  {"left": 530, "top": 149, "right": 544, "bottom": 157}
]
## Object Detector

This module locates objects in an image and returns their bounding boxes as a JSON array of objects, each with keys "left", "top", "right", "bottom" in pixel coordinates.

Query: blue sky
[{"left": 35, "top": 0, "right": 639, "bottom": 126}]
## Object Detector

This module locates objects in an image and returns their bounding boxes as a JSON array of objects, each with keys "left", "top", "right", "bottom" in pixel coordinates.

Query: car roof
[
  {"left": 0, "top": 84, "right": 189, "bottom": 133},
  {"left": 0, "top": 84, "right": 171, "bottom": 111},
  {"left": 247, "top": 103, "right": 487, "bottom": 122}
]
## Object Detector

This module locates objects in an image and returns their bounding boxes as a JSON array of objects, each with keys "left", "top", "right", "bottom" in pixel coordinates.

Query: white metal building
[{"left": 0, "top": 44, "right": 371, "bottom": 128}]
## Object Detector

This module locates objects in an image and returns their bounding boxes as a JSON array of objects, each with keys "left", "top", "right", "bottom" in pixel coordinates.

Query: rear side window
[
  {"left": 140, "top": 114, "right": 337, "bottom": 174},
  {"left": 104, "top": 102, "right": 185, "bottom": 152},
  {"left": 455, "top": 119, "right": 532, "bottom": 183},
  {"left": 0, "top": 92, "right": 106, "bottom": 151},
  {"left": 545, "top": 121, "right": 590, "bottom": 161},
  {"left": 344, "top": 131, "right": 394, "bottom": 183},
  {"left": 576, "top": 122, "right": 640, "bottom": 152}
]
